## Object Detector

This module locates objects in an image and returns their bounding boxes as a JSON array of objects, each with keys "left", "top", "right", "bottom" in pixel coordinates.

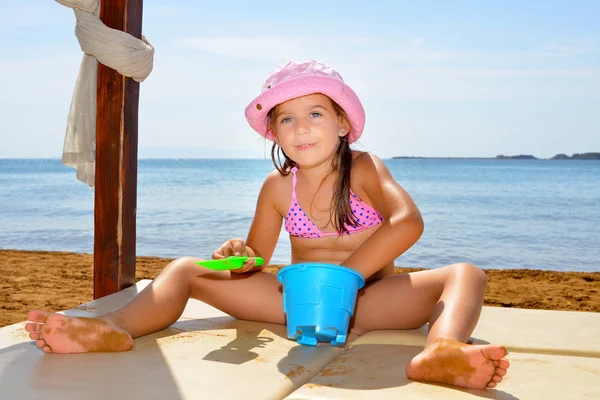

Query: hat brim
[{"left": 244, "top": 75, "right": 365, "bottom": 144}]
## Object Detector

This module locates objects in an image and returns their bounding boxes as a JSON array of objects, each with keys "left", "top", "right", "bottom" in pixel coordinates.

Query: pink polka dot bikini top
[{"left": 285, "top": 166, "right": 385, "bottom": 238}]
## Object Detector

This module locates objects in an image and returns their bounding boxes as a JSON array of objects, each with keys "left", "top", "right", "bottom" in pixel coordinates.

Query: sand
[{"left": 1, "top": 249, "right": 599, "bottom": 327}]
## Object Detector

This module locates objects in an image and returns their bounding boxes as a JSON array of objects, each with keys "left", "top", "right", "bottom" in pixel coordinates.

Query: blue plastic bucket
[{"left": 277, "top": 263, "right": 365, "bottom": 346}]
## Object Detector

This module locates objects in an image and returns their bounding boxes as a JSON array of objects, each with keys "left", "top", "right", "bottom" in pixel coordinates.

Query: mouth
[{"left": 296, "top": 143, "right": 316, "bottom": 150}]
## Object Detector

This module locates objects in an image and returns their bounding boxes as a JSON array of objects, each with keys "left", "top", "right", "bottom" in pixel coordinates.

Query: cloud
[
  {"left": 177, "top": 35, "right": 452, "bottom": 65},
  {"left": 408, "top": 37, "right": 425, "bottom": 47},
  {"left": 531, "top": 40, "right": 596, "bottom": 57},
  {"left": 177, "top": 35, "right": 597, "bottom": 69},
  {"left": 178, "top": 36, "right": 363, "bottom": 61},
  {"left": 384, "top": 49, "right": 455, "bottom": 65}
]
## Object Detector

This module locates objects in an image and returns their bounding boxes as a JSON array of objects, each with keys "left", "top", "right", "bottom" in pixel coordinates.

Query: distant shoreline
[{"left": 392, "top": 152, "right": 600, "bottom": 160}]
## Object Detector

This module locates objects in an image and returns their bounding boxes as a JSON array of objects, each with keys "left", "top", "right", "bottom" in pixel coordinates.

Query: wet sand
[{"left": 1, "top": 249, "right": 599, "bottom": 327}]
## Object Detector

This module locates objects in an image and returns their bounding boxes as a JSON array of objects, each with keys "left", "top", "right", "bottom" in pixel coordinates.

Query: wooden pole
[{"left": 94, "top": 0, "right": 143, "bottom": 299}]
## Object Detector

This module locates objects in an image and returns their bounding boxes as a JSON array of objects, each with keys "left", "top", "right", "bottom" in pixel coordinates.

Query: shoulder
[
  {"left": 261, "top": 168, "right": 291, "bottom": 192},
  {"left": 351, "top": 151, "right": 390, "bottom": 180},
  {"left": 257, "top": 168, "right": 292, "bottom": 215},
  {"left": 350, "top": 151, "right": 397, "bottom": 197}
]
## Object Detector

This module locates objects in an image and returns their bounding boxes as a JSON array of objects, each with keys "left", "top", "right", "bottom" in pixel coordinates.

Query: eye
[
  {"left": 280, "top": 117, "right": 292, "bottom": 124},
  {"left": 310, "top": 112, "right": 322, "bottom": 118}
]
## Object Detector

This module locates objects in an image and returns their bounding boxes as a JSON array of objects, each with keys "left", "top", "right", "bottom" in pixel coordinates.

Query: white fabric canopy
[{"left": 56, "top": 0, "right": 154, "bottom": 186}]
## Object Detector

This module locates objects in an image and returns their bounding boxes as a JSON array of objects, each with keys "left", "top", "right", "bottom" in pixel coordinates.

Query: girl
[{"left": 26, "top": 60, "right": 509, "bottom": 390}]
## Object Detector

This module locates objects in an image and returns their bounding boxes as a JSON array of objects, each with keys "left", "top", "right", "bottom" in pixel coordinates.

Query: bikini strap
[{"left": 290, "top": 166, "right": 298, "bottom": 201}]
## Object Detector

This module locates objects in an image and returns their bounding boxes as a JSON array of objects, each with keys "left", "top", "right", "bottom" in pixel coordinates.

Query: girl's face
[{"left": 271, "top": 94, "right": 348, "bottom": 168}]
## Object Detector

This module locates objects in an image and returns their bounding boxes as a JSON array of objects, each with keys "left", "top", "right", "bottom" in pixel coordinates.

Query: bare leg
[
  {"left": 352, "top": 263, "right": 510, "bottom": 390},
  {"left": 25, "top": 257, "right": 284, "bottom": 354}
]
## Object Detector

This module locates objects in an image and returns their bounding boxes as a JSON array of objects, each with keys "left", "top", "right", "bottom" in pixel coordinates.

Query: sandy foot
[
  {"left": 25, "top": 310, "right": 133, "bottom": 354},
  {"left": 406, "top": 337, "right": 510, "bottom": 389}
]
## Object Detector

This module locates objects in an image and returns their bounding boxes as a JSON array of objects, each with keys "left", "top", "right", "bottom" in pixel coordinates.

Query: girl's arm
[
  {"left": 244, "top": 170, "right": 285, "bottom": 268},
  {"left": 341, "top": 154, "right": 424, "bottom": 279}
]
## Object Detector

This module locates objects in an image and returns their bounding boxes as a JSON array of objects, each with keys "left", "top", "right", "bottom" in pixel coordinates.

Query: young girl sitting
[{"left": 26, "top": 59, "right": 509, "bottom": 390}]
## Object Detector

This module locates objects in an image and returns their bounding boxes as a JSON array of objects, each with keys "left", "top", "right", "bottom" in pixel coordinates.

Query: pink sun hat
[{"left": 244, "top": 60, "right": 366, "bottom": 144}]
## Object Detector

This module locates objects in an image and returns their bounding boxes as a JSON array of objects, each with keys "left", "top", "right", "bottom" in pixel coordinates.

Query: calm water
[{"left": 0, "top": 158, "right": 598, "bottom": 272}]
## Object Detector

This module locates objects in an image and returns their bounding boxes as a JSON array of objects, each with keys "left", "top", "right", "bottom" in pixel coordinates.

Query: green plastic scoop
[{"left": 195, "top": 256, "right": 265, "bottom": 271}]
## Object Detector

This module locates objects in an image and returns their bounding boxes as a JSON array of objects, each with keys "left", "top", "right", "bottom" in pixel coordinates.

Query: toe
[
  {"left": 42, "top": 345, "right": 53, "bottom": 353},
  {"left": 24, "top": 323, "right": 40, "bottom": 333},
  {"left": 481, "top": 345, "right": 507, "bottom": 361},
  {"left": 487, "top": 381, "right": 497, "bottom": 389},
  {"left": 27, "top": 310, "right": 50, "bottom": 323},
  {"left": 29, "top": 332, "right": 42, "bottom": 340},
  {"left": 35, "top": 339, "right": 46, "bottom": 349},
  {"left": 492, "top": 374, "right": 503, "bottom": 384},
  {"left": 496, "top": 367, "right": 507, "bottom": 377},
  {"left": 498, "top": 358, "right": 510, "bottom": 370}
]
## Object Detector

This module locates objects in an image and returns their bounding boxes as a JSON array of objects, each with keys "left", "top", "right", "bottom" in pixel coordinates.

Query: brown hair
[{"left": 267, "top": 97, "right": 359, "bottom": 234}]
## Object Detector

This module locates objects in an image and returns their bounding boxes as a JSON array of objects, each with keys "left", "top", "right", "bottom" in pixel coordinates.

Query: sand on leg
[
  {"left": 25, "top": 257, "right": 284, "bottom": 354},
  {"left": 351, "top": 263, "right": 510, "bottom": 389}
]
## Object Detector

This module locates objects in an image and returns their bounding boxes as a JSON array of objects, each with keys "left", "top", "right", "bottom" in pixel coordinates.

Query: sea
[{"left": 0, "top": 158, "right": 598, "bottom": 272}]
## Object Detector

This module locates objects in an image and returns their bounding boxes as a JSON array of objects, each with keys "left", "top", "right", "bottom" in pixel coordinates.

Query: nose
[{"left": 294, "top": 118, "right": 309, "bottom": 136}]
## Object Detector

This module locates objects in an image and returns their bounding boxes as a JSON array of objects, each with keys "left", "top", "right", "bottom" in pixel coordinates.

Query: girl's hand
[{"left": 212, "top": 238, "right": 258, "bottom": 274}]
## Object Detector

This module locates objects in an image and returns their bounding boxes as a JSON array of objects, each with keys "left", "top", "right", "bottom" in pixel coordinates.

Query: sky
[{"left": 1, "top": 1, "right": 598, "bottom": 159}]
